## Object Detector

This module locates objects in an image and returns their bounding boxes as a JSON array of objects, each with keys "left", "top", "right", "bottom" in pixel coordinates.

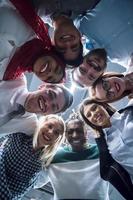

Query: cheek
[
  {"left": 96, "top": 88, "right": 106, "bottom": 99},
  {"left": 52, "top": 135, "right": 59, "bottom": 143}
]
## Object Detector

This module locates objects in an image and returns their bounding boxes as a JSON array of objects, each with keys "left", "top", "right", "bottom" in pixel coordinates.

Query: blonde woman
[{"left": 0, "top": 114, "right": 65, "bottom": 200}]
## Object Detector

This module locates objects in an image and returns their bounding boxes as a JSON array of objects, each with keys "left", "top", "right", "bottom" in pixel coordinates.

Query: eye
[
  {"left": 57, "top": 47, "right": 66, "bottom": 53},
  {"left": 79, "top": 66, "right": 87, "bottom": 75},
  {"left": 76, "top": 128, "right": 83, "bottom": 134},
  {"left": 54, "top": 130, "right": 60, "bottom": 136},
  {"left": 67, "top": 129, "right": 73, "bottom": 135},
  {"left": 91, "top": 104, "right": 97, "bottom": 111},
  {"left": 52, "top": 104, "right": 59, "bottom": 112},
  {"left": 71, "top": 44, "right": 79, "bottom": 52},
  {"left": 102, "top": 80, "right": 110, "bottom": 91},
  {"left": 86, "top": 112, "right": 91, "bottom": 118},
  {"left": 106, "top": 91, "right": 115, "bottom": 99},
  {"left": 49, "top": 90, "right": 56, "bottom": 100},
  {"left": 93, "top": 65, "right": 102, "bottom": 72},
  {"left": 48, "top": 124, "right": 53, "bottom": 129}
]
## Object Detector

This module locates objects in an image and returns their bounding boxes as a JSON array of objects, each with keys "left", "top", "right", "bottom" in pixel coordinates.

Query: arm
[
  {"left": 95, "top": 133, "right": 133, "bottom": 200},
  {"left": 34, "top": 169, "right": 50, "bottom": 189}
]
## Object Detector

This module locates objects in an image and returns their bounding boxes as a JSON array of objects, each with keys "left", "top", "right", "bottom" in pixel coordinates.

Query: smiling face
[
  {"left": 95, "top": 77, "right": 126, "bottom": 101},
  {"left": 37, "top": 118, "right": 64, "bottom": 148},
  {"left": 24, "top": 84, "right": 66, "bottom": 115},
  {"left": 73, "top": 53, "right": 106, "bottom": 87},
  {"left": 33, "top": 55, "right": 64, "bottom": 83},
  {"left": 83, "top": 103, "right": 111, "bottom": 128},
  {"left": 53, "top": 22, "right": 81, "bottom": 61},
  {"left": 66, "top": 120, "right": 87, "bottom": 151}
]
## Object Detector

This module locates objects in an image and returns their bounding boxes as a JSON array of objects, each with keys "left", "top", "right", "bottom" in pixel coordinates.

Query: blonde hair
[{"left": 33, "top": 114, "right": 65, "bottom": 167}]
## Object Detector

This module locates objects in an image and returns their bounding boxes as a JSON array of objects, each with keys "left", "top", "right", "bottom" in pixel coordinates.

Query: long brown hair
[
  {"left": 90, "top": 72, "right": 131, "bottom": 103},
  {"left": 79, "top": 98, "right": 116, "bottom": 132}
]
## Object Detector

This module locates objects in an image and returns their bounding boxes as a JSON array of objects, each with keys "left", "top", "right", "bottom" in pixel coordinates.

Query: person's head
[
  {"left": 65, "top": 112, "right": 88, "bottom": 151},
  {"left": 80, "top": 98, "right": 116, "bottom": 132},
  {"left": 5, "top": 38, "right": 66, "bottom": 83},
  {"left": 72, "top": 48, "right": 107, "bottom": 87},
  {"left": 33, "top": 114, "right": 65, "bottom": 166},
  {"left": 24, "top": 83, "right": 73, "bottom": 115},
  {"left": 33, "top": 52, "right": 66, "bottom": 83},
  {"left": 52, "top": 15, "right": 83, "bottom": 67},
  {"left": 90, "top": 72, "right": 131, "bottom": 103}
]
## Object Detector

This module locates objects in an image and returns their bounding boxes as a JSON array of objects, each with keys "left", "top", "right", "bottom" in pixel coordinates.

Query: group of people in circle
[{"left": 0, "top": 0, "right": 133, "bottom": 199}]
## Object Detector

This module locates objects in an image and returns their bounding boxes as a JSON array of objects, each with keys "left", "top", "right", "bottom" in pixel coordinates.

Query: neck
[{"left": 71, "top": 143, "right": 89, "bottom": 152}]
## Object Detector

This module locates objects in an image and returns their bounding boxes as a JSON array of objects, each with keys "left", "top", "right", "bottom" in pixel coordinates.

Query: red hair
[{"left": 4, "top": 0, "right": 56, "bottom": 80}]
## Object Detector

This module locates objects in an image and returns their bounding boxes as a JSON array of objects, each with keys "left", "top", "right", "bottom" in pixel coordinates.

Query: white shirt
[
  {"left": 0, "top": 0, "right": 35, "bottom": 80},
  {"left": 104, "top": 100, "right": 133, "bottom": 183},
  {"left": 0, "top": 75, "right": 38, "bottom": 137}
]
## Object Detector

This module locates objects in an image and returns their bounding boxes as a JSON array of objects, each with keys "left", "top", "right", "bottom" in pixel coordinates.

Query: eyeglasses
[
  {"left": 86, "top": 59, "right": 102, "bottom": 72},
  {"left": 102, "top": 79, "right": 115, "bottom": 100}
]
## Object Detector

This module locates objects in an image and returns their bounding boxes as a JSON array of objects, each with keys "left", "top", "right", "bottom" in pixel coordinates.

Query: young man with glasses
[{"left": 90, "top": 72, "right": 133, "bottom": 103}]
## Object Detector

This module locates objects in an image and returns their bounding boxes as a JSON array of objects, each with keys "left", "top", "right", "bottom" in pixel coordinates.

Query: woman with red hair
[{"left": 0, "top": 0, "right": 66, "bottom": 83}]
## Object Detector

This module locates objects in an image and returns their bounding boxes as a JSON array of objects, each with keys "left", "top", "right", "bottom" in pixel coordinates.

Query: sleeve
[
  {"left": 95, "top": 134, "right": 133, "bottom": 200},
  {"left": 0, "top": 3, "right": 35, "bottom": 48},
  {"left": 34, "top": 169, "right": 50, "bottom": 189},
  {"left": 0, "top": 113, "right": 38, "bottom": 137}
]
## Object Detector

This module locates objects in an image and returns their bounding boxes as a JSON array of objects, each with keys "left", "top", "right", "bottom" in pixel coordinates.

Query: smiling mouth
[
  {"left": 43, "top": 133, "right": 51, "bottom": 142},
  {"left": 38, "top": 96, "right": 47, "bottom": 113},
  {"left": 94, "top": 113, "right": 103, "bottom": 123},
  {"left": 91, "top": 61, "right": 98, "bottom": 67},
  {"left": 115, "top": 82, "right": 120, "bottom": 92},
  {"left": 40, "top": 62, "right": 49, "bottom": 73},
  {"left": 60, "top": 35, "right": 74, "bottom": 41},
  {"left": 71, "top": 140, "right": 81, "bottom": 144}
]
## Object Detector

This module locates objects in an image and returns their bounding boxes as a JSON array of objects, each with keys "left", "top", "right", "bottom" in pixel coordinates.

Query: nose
[
  {"left": 109, "top": 84, "right": 115, "bottom": 93},
  {"left": 48, "top": 128, "right": 54, "bottom": 137},
  {"left": 72, "top": 131, "right": 78, "bottom": 138},
  {"left": 87, "top": 66, "right": 95, "bottom": 74}
]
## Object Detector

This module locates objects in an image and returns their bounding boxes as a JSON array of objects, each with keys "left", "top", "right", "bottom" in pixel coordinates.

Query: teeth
[
  {"left": 62, "top": 35, "right": 71, "bottom": 39},
  {"left": 96, "top": 113, "right": 102, "bottom": 121},
  {"left": 44, "top": 135, "right": 50, "bottom": 141},
  {"left": 39, "top": 99, "right": 43, "bottom": 110},
  {"left": 72, "top": 140, "right": 80, "bottom": 144},
  {"left": 38, "top": 97, "right": 47, "bottom": 113},
  {"left": 41, "top": 63, "right": 48, "bottom": 73},
  {"left": 115, "top": 83, "right": 120, "bottom": 92},
  {"left": 92, "top": 61, "right": 98, "bottom": 66}
]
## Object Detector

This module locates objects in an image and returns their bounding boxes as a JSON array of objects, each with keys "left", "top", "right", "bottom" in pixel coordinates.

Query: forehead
[
  {"left": 45, "top": 118, "right": 63, "bottom": 128},
  {"left": 85, "top": 54, "right": 105, "bottom": 65},
  {"left": 67, "top": 120, "right": 83, "bottom": 129},
  {"left": 45, "top": 85, "right": 63, "bottom": 94},
  {"left": 84, "top": 103, "right": 95, "bottom": 114},
  {"left": 95, "top": 81, "right": 107, "bottom": 99}
]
